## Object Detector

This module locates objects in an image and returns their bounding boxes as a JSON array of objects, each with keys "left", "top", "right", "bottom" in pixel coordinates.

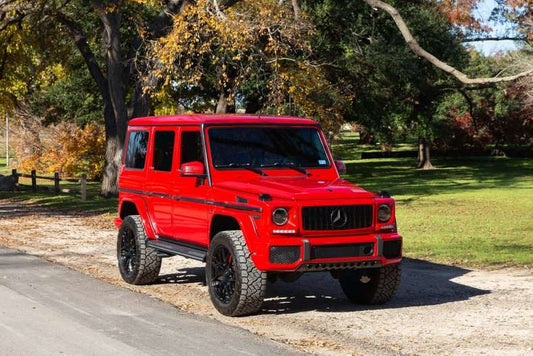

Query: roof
[{"left": 128, "top": 114, "right": 318, "bottom": 126}]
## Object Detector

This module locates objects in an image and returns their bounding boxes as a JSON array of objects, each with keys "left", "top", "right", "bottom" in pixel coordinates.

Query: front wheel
[
  {"left": 117, "top": 215, "right": 162, "bottom": 285},
  {"left": 339, "top": 264, "right": 401, "bottom": 305},
  {"left": 206, "top": 231, "right": 267, "bottom": 316}
]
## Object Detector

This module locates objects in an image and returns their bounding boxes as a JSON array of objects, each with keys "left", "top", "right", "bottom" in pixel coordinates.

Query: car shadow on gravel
[
  {"left": 261, "top": 258, "right": 490, "bottom": 315},
  {"left": 155, "top": 268, "right": 206, "bottom": 285},
  {"left": 150, "top": 258, "right": 490, "bottom": 315}
]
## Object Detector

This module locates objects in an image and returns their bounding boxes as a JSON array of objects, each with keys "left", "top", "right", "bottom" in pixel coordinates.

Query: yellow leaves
[
  {"left": 17, "top": 124, "right": 106, "bottom": 180},
  {"left": 143, "top": 0, "right": 349, "bottom": 130},
  {"left": 146, "top": 0, "right": 312, "bottom": 94}
]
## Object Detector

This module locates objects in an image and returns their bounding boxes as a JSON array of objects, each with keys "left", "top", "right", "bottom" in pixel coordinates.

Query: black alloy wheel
[
  {"left": 210, "top": 244, "right": 236, "bottom": 304},
  {"left": 116, "top": 215, "right": 162, "bottom": 285},
  {"left": 206, "top": 231, "right": 266, "bottom": 316},
  {"left": 119, "top": 227, "right": 137, "bottom": 279}
]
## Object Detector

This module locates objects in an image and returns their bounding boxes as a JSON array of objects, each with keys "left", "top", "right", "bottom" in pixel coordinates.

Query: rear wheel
[
  {"left": 206, "top": 231, "right": 266, "bottom": 316},
  {"left": 117, "top": 215, "right": 162, "bottom": 285},
  {"left": 339, "top": 264, "right": 401, "bottom": 305}
]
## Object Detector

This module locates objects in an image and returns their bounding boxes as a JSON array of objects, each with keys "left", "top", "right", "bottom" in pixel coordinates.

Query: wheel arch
[
  {"left": 119, "top": 200, "right": 139, "bottom": 219},
  {"left": 209, "top": 212, "right": 261, "bottom": 253},
  {"left": 118, "top": 197, "right": 156, "bottom": 239}
]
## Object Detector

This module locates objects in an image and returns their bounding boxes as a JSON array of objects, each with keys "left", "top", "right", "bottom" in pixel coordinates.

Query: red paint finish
[{"left": 117, "top": 114, "right": 402, "bottom": 272}]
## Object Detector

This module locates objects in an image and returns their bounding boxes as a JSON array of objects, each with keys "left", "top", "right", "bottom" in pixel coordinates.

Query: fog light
[{"left": 270, "top": 246, "right": 300, "bottom": 264}]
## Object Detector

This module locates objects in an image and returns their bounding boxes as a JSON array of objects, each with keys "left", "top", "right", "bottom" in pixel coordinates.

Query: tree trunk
[
  {"left": 417, "top": 137, "right": 434, "bottom": 169},
  {"left": 100, "top": 100, "right": 121, "bottom": 197},
  {"left": 216, "top": 92, "right": 228, "bottom": 113},
  {"left": 99, "top": 10, "right": 129, "bottom": 144},
  {"left": 101, "top": 134, "right": 122, "bottom": 197},
  {"left": 417, "top": 136, "right": 423, "bottom": 164}
]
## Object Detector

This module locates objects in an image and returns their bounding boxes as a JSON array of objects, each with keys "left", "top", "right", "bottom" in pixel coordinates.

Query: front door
[
  {"left": 145, "top": 128, "right": 178, "bottom": 237},
  {"left": 171, "top": 127, "right": 210, "bottom": 246}
]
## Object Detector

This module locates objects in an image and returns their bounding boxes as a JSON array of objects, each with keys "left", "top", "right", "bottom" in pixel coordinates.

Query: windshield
[{"left": 208, "top": 126, "right": 330, "bottom": 169}]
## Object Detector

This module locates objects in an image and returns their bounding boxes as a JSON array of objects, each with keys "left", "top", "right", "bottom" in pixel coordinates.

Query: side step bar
[{"left": 147, "top": 237, "right": 207, "bottom": 262}]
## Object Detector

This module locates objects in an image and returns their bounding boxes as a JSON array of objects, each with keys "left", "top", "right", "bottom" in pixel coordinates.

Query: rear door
[
  {"left": 171, "top": 127, "right": 210, "bottom": 246},
  {"left": 145, "top": 128, "right": 178, "bottom": 237}
]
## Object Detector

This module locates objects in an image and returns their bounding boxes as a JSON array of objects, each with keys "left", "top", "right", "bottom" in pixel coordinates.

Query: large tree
[{"left": 0, "top": 0, "right": 188, "bottom": 196}]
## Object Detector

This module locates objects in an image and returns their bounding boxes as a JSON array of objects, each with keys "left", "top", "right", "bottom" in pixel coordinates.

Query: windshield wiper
[
  {"left": 218, "top": 163, "right": 268, "bottom": 176},
  {"left": 261, "top": 162, "right": 310, "bottom": 176}
]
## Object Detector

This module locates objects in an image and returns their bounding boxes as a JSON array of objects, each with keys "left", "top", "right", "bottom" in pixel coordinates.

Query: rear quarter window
[{"left": 125, "top": 131, "right": 149, "bottom": 169}]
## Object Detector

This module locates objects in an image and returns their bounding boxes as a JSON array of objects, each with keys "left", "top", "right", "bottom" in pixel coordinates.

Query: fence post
[
  {"left": 31, "top": 169, "right": 37, "bottom": 192},
  {"left": 54, "top": 172, "right": 60, "bottom": 194},
  {"left": 81, "top": 174, "right": 87, "bottom": 201},
  {"left": 11, "top": 169, "right": 18, "bottom": 192}
]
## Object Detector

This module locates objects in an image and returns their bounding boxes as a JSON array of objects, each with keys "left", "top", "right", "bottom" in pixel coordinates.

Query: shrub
[{"left": 15, "top": 122, "right": 105, "bottom": 180}]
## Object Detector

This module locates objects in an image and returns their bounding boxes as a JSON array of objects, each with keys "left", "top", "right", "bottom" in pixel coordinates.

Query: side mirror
[
  {"left": 180, "top": 161, "right": 206, "bottom": 177},
  {"left": 335, "top": 160, "right": 346, "bottom": 174}
]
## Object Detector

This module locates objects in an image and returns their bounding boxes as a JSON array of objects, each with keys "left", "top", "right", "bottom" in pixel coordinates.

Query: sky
[{"left": 466, "top": 0, "right": 521, "bottom": 55}]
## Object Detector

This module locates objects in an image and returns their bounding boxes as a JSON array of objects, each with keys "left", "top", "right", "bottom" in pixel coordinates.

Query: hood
[{"left": 216, "top": 177, "right": 375, "bottom": 201}]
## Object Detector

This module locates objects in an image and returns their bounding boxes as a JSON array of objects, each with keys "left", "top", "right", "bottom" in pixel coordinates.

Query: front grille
[
  {"left": 302, "top": 205, "right": 373, "bottom": 230},
  {"left": 311, "top": 243, "right": 374, "bottom": 259}
]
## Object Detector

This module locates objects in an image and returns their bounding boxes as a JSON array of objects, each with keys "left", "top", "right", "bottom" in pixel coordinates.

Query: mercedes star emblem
[{"left": 330, "top": 208, "right": 348, "bottom": 228}]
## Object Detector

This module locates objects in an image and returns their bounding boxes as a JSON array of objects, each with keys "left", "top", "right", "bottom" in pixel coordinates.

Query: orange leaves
[{"left": 16, "top": 123, "right": 105, "bottom": 180}]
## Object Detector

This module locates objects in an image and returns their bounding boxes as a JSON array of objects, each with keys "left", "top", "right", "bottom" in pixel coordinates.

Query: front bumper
[{"left": 251, "top": 232, "right": 402, "bottom": 272}]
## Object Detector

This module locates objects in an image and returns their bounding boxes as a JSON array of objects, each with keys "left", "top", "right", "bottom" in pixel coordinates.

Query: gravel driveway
[{"left": 0, "top": 200, "right": 531, "bottom": 355}]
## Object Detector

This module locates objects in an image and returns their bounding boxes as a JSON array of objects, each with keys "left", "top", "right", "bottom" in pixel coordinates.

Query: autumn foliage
[
  {"left": 14, "top": 123, "right": 105, "bottom": 181},
  {"left": 146, "top": 0, "right": 352, "bottom": 131}
]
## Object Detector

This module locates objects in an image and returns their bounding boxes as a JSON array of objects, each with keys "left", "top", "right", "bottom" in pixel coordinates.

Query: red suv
[{"left": 115, "top": 115, "right": 402, "bottom": 316}]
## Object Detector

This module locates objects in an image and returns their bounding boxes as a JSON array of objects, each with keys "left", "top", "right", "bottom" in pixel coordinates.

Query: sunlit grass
[
  {"left": 0, "top": 178, "right": 117, "bottom": 215},
  {"left": 342, "top": 156, "right": 533, "bottom": 267}
]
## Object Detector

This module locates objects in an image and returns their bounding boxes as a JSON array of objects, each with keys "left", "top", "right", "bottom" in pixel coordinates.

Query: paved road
[{"left": 0, "top": 247, "right": 299, "bottom": 356}]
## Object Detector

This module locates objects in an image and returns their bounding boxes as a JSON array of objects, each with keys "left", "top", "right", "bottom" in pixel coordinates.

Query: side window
[
  {"left": 152, "top": 131, "right": 175, "bottom": 172},
  {"left": 181, "top": 131, "right": 203, "bottom": 164},
  {"left": 125, "top": 131, "right": 149, "bottom": 169}
]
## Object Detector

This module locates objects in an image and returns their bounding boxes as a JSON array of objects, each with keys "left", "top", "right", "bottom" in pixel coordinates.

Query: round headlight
[
  {"left": 272, "top": 208, "right": 289, "bottom": 226},
  {"left": 378, "top": 204, "right": 392, "bottom": 222}
]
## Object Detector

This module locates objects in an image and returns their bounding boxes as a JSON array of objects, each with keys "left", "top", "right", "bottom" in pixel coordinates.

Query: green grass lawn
[
  {"left": 0, "top": 178, "right": 117, "bottom": 215},
  {"left": 343, "top": 156, "right": 533, "bottom": 267}
]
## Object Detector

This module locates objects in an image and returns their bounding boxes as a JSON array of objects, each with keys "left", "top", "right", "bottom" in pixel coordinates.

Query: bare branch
[
  {"left": 462, "top": 36, "right": 527, "bottom": 43},
  {"left": 363, "top": 0, "right": 533, "bottom": 85},
  {"left": 212, "top": 0, "right": 226, "bottom": 19},
  {"left": 291, "top": 0, "right": 301, "bottom": 20},
  {"left": 51, "top": 10, "right": 108, "bottom": 97}
]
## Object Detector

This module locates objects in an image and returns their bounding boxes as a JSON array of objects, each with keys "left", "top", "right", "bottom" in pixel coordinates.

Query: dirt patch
[{"left": 1, "top": 200, "right": 532, "bottom": 355}]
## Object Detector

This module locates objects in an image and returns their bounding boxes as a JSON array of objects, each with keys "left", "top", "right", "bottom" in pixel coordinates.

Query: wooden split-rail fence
[{"left": 11, "top": 169, "right": 87, "bottom": 201}]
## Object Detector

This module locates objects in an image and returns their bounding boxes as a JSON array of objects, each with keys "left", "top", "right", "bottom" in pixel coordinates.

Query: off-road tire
[
  {"left": 206, "top": 230, "right": 267, "bottom": 316},
  {"left": 117, "top": 215, "right": 162, "bottom": 285},
  {"left": 339, "top": 264, "right": 401, "bottom": 305}
]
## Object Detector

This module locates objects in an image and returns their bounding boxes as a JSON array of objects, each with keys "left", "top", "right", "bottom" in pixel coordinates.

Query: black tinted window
[
  {"left": 209, "top": 127, "right": 329, "bottom": 168},
  {"left": 125, "top": 131, "right": 149, "bottom": 169},
  {"left": 181, "top": 131, "right": 203, "bottom": 164},
  {"left": 152, "top": 131, "right": 175, "bottom": 172}
]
